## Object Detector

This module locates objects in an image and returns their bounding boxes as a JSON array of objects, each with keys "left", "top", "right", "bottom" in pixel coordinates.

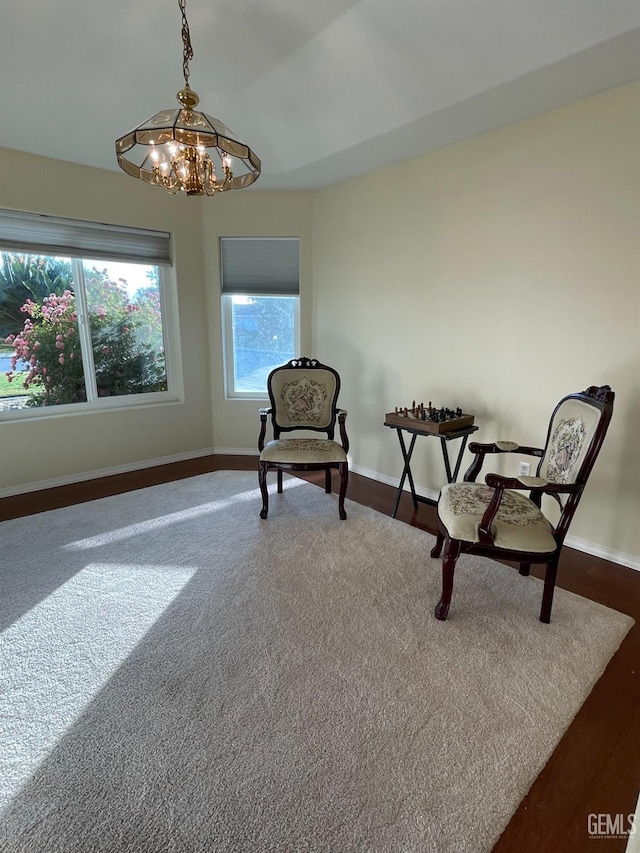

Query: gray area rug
[{"left": 0, "top": 471, "right": 633, "bottom": 852}]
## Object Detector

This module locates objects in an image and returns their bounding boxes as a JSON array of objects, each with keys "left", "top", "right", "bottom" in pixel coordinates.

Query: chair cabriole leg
[
  {"left": 435, "top": 537, "right": 461, "bottom": 620},
  {"left": 540, "top": 558, "right": 559, "bottom": 623},
  {"left": 338, "top": 462, "right": 348, "bottom": 520},
  {"left": 258, "top": 463, "right": 269, "bottom": 519},
  {"left": 431, "top": 529, "right": 445, "bottom": 559}
]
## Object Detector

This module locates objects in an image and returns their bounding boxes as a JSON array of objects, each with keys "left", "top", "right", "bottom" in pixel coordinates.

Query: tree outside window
[{"left": 0, "top": 253, "right": 167, "bottom": 408}]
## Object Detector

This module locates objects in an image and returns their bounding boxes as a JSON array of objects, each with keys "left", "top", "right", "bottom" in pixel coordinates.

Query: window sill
[{"left": 0, "top": 391, "right": 183, "bottom": 422}]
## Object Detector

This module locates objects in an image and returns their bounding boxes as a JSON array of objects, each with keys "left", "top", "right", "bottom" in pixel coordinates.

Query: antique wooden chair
[
  {"left": 258, "top": 357, "right": 349, "bottom": 520},
  {"left": 430, "top": 385, "right": 615, "bottom": 623}
]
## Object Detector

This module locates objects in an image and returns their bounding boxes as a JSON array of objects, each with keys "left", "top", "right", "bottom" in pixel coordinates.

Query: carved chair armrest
[
  {"left": 258, "top": 407, "right": 272, "bottom": 452},
  {"left": 477, "top": 473, "right": 533, "bottom": 543},
  {"left": 467, "top": 441, "right": 544, "bottom": 456},
  {"left": 477, "top": 473, "right": 581, "bottom": 543},
  {"left": 485, "top": 473, "right": 580, "bottom": 496},
  {"left": 476, "top": 478, "right": 507, "bottom": 544},
  {"left": 464, "top": 441, "right": 544, "bottom": 482},
  {"left": 486, "top": 473, "right": 539, "bottom": 490},
  {"left": 336, "top": 408, "right": 349, "bottom": 454}
]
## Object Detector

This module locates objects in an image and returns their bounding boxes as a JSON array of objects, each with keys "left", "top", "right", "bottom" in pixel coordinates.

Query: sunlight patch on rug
[
  {"left": 62, "top": 479, "right": 305, "bottom": 551},
  {"left": 0, "top": 563, "right": 195, "bottom": 810}
]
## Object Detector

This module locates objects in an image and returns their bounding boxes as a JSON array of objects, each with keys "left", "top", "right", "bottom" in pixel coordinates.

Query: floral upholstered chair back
[
  {"left": 538, "top": 396, "right": 603, "bottom": 485},
  {"left": 269, "top": 362, "right": 339, "bottom": 434}
]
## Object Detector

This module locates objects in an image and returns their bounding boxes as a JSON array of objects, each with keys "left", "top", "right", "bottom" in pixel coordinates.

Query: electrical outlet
[{"left": 517, "top": 461, "right": 531, "bottom": 477}]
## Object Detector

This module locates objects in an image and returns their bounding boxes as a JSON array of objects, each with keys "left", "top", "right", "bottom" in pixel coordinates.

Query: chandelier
[{"left": 115, "top": 0, "right": 261, "bottom": 197}]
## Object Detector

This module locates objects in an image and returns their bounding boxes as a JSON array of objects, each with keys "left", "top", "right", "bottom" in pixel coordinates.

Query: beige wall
[
  {"left": 311, "top": 82, "right": 640, "bottom": 563},
  {"left": 1, "top": 81, "right": 638, "bottom": 565},
  {"left": 0, "top": 149, "right": 213, "bottom": 490}
]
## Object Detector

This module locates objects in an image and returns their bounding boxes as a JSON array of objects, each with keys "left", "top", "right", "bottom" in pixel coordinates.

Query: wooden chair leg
[
  {"left": 338, "top": 463, "right": 348, "bottom": 520},
  {"left": 277, "top": 469, "right": 283, "bottom": 494},
  {"left": 325, "top": 467, "right": 332, "bottom": 493},
  {"left": 519, "top": 562, "right": 531, "bottom": 576},
  {"left": 540, "top": 558, "right": 559, "bottom": 623},
  {"left": 435, "top": 537, "right": 461, "bottom": 621},
  {"left": 258, "top": 463, "right": 269, "bottom": 519},
  {"left": 431, "top": 529, "right": 445, "bottom": 559}
]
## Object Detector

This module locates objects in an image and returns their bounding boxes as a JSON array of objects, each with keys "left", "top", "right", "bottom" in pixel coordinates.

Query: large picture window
[
  {"left": 220, "top": 238, "right": 300, "bottom": 398},
  {"left": 0, "top": 210, "right": 176, "bottom": 416}
]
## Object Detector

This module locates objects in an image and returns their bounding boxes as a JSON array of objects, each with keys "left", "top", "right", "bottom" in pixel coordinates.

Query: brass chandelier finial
[{"left": 115, "top": 0, "right": 261, "bottom": 197}]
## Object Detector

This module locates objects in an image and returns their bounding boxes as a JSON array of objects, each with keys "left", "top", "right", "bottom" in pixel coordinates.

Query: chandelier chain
[{"left": 179, "top": 0, "right": 194, "bottom": 85}]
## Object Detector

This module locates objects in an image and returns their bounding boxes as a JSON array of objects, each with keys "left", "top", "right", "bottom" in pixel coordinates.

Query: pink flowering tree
[
  {"left": 4, "top": 291, "right": 85, "bottom": 405},
  {"left": 4, "top": 270, "right": 166, "bottom": 406}
]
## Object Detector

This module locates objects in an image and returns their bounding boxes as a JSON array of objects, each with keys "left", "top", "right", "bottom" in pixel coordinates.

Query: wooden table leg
[
  {"left": 439, "top": 433, "right": 471, "bottom": 483},
  {"left": 392, "top": 430, "right": 418, "bottom": 517}
]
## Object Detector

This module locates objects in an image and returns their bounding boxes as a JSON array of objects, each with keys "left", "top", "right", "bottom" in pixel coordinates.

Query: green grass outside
[
  {"left": 0, "top": 370, "right": 28, "bottom": 397},
  {"left": 0, "top": 347, "right": 28, "bottom": 397}
]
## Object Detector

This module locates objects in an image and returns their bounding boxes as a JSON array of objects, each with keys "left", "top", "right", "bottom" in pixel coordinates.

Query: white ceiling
[{"left": 1, "top": 0, "right": 639, "bottom": 190}]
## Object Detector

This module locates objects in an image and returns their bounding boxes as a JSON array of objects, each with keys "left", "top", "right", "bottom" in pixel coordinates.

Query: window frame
[{"left": 0, "top": 213, "right": 181, "bottom": 421}]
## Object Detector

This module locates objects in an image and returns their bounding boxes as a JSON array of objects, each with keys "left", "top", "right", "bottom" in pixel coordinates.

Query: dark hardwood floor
[{"left": 1, "top": 454, "right": 638, "bottom": 852}]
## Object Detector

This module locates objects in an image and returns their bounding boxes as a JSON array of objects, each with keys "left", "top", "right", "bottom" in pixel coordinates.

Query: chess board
[{"left": 384, "top": 408, "right": 475, "bottom": 435}]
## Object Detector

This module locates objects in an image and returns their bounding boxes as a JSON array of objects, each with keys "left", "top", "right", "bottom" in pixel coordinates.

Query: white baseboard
[
  {"left": 349, "top": 462, "right": 640, "bottom": 573},
  {"left": 0, "top": 447, "right": 217, "bottom": 499},
  {"left": 213, "top": 447, "right": 259, "bottom": 457},
  {"left": 349, "top": 461, "right": 438, "bottom": 503},
  {"left": 563, "top": 535, "right": 640, "bottom": 572}
]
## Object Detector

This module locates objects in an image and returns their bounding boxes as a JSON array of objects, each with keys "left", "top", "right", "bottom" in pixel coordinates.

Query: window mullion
[
  {"left": 294, "top": 298, "right": 300, "bottom": 357},
  {"left": 71, "top": 259, "right": 97, "bottom": 403},
  {"left": 158, "top": 266, "right": 177, "bottom": 395},
  {"left": 221, "top": 295, "right": 236, "bottom": 397}
]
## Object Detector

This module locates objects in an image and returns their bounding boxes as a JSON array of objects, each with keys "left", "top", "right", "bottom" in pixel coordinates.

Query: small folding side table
[{"left": 384, "top": 413, "right": 479, "bottom": 518}]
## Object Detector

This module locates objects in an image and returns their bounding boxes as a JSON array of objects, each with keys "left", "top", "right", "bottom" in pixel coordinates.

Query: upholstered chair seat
[
  {"left": 438, "top": 482, "right": 556, "bottom": 553},
  {"left": 430, "top": 386, "right": 615, "bottom": 623},
  {"left": 260, "top": 438, "right": 348, "bottom": 465},
  {"left": 258, "top": 357, "right": 349, "bottom": 520}
]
